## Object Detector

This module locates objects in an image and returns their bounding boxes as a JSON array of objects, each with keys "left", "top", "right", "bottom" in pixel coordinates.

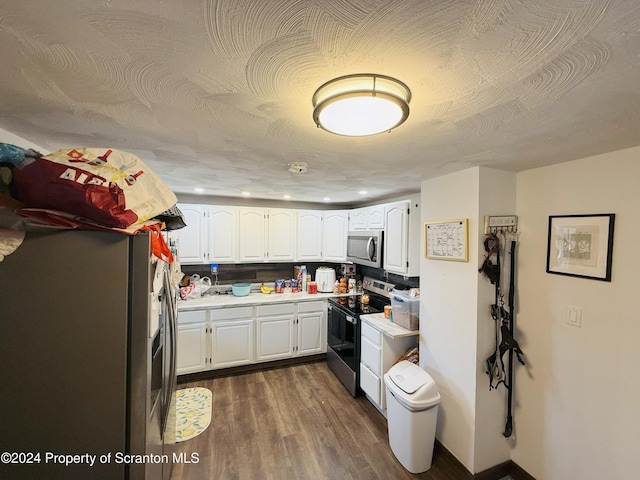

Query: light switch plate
[{"left": 567, "top": 306, "right": 582, "bottom": 327}]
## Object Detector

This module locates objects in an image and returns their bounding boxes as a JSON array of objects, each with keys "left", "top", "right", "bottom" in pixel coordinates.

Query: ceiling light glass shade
[{"left": 312, "top": 74, "right": 411, "bottom": 136}]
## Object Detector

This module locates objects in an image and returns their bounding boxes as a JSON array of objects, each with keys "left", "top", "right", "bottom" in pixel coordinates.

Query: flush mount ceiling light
[{"left": 312, "top": 73, "right": 411, "bottom": 137}]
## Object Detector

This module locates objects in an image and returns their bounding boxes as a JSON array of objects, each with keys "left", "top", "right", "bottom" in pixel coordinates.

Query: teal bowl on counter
[{"left": 231, "top": 283, "right": 252, "bottom": 296}]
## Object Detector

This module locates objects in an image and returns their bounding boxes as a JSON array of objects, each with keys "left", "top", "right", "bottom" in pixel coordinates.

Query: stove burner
[{"left": 328, "top": 293, "right": 387, "bottom": 316}]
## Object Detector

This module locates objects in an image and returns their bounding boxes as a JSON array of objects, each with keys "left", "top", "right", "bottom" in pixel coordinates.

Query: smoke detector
[{"left": 288, "top": 162, "right": 308, "bottom": 173}]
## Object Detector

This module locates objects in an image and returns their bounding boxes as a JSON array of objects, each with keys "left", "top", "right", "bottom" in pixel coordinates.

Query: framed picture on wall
[
  {"left": 546, "top": 214, "right": 615, "bottom": 281},
  {"left": 425, "top": 218, "right": 469, "bottom": 261}
]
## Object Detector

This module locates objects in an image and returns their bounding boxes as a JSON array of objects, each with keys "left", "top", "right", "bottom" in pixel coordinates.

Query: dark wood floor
[{"left": 170, "top": 360, "right": 474, "bottom": 480}]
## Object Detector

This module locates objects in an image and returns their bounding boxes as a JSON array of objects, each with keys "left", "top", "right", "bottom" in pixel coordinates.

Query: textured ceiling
[{"left": 1, "top": 0, "right": 639, "bottom": 206}]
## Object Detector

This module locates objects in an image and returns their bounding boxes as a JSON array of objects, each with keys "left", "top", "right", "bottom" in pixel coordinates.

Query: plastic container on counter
[{"left": 390, "top": 289, "right": 420, "bottom": 330}]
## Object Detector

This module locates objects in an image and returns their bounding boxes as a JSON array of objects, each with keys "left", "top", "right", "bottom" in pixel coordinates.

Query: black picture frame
[{"left": 546, "top": 214, "right": 615, "bottom": 281}]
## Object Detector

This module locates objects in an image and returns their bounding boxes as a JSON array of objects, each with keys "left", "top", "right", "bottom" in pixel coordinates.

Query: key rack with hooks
[{"left": 484, "top": 215, "right": 518, "bottom": 235}]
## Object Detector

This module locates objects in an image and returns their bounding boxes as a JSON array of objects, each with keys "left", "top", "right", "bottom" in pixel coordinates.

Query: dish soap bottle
[{"left": 301, "top": 265, "right": 307, "bottom": 293}]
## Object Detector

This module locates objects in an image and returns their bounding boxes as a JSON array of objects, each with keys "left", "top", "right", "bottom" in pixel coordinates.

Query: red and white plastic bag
[{"left": 9, "top": 148, "right": 177, "bottom": 229}]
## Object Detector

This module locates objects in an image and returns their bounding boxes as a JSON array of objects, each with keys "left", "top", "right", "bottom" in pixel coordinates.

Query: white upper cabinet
[
  {"left": 323, "top": 210, "right": 348, "bottom": 262},
  {"left": 296, "top": 210, "right": 324, "bottom": 261},
  {"left": 349, "top": 205, "right": 386, "bottom": 230},
  {"left": 238, "top": 207, "right": 267, "bottom": 262},
  {"left": 267, "top": 208, "right": 296, "bottom": 261},
  {"left": 217, "top": 207, "right": 296, "bottom": 263},
  {"left": 383, "top": 196, "right": 420, "bottom": 276},
  {"left": 367, "top": 204, "right": 386, "bottom": 229},
  {"left": 384, "top": 200, "right": 409, "bottom": 274},
  {"left": 208, "top": 206, "right": 238, "bottom": 263},
  {"left": 349, "top": 207, "right": 368, "bottom": 230},
  {"left": 176, "top": 204, "right": 208, "bottom": 264},
  {"left": 176, "top": 200, "right": 418, "bottom": 267}
]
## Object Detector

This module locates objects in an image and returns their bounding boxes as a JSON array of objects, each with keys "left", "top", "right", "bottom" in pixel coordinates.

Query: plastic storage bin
[
  {"left": 390, "top": 290, "right": 420, "bottom": 330},
  {"left": 384, "top": 361, "right": 441, "bottom": 474}
]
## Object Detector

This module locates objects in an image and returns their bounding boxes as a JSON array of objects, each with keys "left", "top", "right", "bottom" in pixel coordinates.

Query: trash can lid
[{"left": 384, "top": 361, "right": 441, "bottom": 409}]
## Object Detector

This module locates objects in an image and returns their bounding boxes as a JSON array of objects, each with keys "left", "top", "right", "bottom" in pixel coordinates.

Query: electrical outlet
[
  {"left": 566, "top": 306, "right": 582, "bottom": 327},
  {"left": 210, "top": 263, "right": 218, "bottom": 275}
]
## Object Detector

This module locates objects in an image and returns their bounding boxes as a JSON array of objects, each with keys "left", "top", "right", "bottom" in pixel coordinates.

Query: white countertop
[
  {"left": 361, "top": 313, "right": 419, "bottom": 339},
  {"left": 178, "top": 291, "right": 352, "bottom": 311}
]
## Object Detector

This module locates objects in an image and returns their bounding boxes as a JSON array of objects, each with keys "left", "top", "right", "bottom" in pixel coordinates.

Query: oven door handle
[{"left": 346, "top": 315, "right": 356, "bottom": 325}]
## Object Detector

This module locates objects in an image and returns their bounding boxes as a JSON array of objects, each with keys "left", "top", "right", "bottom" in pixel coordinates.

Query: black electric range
[{"left": 326, "top": 277, "right": 395, "bottom": 396}]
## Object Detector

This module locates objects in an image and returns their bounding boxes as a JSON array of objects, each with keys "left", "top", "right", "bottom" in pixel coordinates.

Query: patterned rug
[{"left": 175, "top": 387, "right": 212, "bottom": 442}]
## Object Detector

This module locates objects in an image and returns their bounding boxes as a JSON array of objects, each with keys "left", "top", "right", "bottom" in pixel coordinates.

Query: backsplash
[
  {"left": 180, "top": 262, "right": 419, "bottom": 289},
  {"left": 357, "top": 265, "right": 420, "bottom": 289},
  {"left": 180, "top": 262, "right": 339, "bottom": 285}
]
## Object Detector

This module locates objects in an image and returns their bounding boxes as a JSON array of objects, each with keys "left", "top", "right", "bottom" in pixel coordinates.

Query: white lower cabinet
[
  {"left": 176, "top": 310, "right": 208, "bottom": 375},
  {"left": 211, "top": 319, "right": 254, "bottom": 368},
  {"left": 177, "top": 300, "right": 327, "bottom": 375},
  {"left": 176, "top": 323, "right": 208, "bottom": 375},
  {"left": 177, "top": 307, "right": 254, "bottom": 374},
  {"left": 256, "top": 301, "right": 327, "bottom": 361},
  {"left": 256, "top": 304, "right": 295, "bottom": 362},
  {"left": 359, "top": 320, "right": 418, "bottom": 413},
  {"left": 296, "top": 300, "right": 327, "bottom": 355},
  {"left": 211, "top": 307, "right": 255, "bottom": 368}
]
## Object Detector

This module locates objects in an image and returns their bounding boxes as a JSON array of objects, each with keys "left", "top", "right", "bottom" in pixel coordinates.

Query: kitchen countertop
[
  {"left": 178, "top": 291, "right": 353, "bottom": 311},
  {"left": 361, "top": 313, "right": 419, "bottom": 339}
]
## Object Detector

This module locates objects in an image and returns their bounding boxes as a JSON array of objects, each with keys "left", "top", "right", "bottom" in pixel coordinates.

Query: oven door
[{"left": 327, "top": 302, "right": 361, "bottom": 395}]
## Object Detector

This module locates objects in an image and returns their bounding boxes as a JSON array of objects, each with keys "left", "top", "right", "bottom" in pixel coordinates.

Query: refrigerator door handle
[{"left": 161, "top": 267, "right": 178, "bottom": 441}]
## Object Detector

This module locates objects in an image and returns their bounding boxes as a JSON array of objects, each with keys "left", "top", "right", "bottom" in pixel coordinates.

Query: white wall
[
  {"left": 474, "top": 167, "right": 517, "bottom": 471},
  {"left": 513, "top": 147, "right": 640, "bottom": 479},
  {"left": 421, "top": 168, "right": 479, "bottom": 470},
  {"left": 0, "top": 128, "right": 46, "bottom": 151},
  {"left": 420, "top": 167, "right": 515, "bottom": 472}
]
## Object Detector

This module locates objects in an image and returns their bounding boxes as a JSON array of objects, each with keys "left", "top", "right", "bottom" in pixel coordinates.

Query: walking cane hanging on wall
[{"left": 479, "top": 216, "right": 525, "bottom": 438}]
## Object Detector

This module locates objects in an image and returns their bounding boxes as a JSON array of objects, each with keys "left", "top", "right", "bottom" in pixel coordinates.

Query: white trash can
[{"left": 384, "top": 360, "right": 441, "bottom": 474}]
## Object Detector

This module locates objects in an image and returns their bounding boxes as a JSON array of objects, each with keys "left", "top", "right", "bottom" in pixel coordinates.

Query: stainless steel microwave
[{"left": 346, "top": 230, "right": 383, "bottom": 268}]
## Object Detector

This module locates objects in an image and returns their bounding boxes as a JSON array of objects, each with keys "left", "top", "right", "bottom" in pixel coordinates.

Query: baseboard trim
[
  {"left": 177, "top": 353, "right": 327, "bottom": 384},
  {"left": 475, "top": 459, "right": 536, "bottom": 480}
]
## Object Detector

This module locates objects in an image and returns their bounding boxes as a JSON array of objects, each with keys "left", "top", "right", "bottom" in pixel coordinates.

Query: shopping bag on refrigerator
[{"left": 9, "top": 147, "right": 177, "bottom": 229}]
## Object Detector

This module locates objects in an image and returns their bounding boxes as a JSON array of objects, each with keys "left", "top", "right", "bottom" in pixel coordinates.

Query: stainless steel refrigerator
[{"left": 0, "top": 230, "right": 177, "bottom": 480}]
